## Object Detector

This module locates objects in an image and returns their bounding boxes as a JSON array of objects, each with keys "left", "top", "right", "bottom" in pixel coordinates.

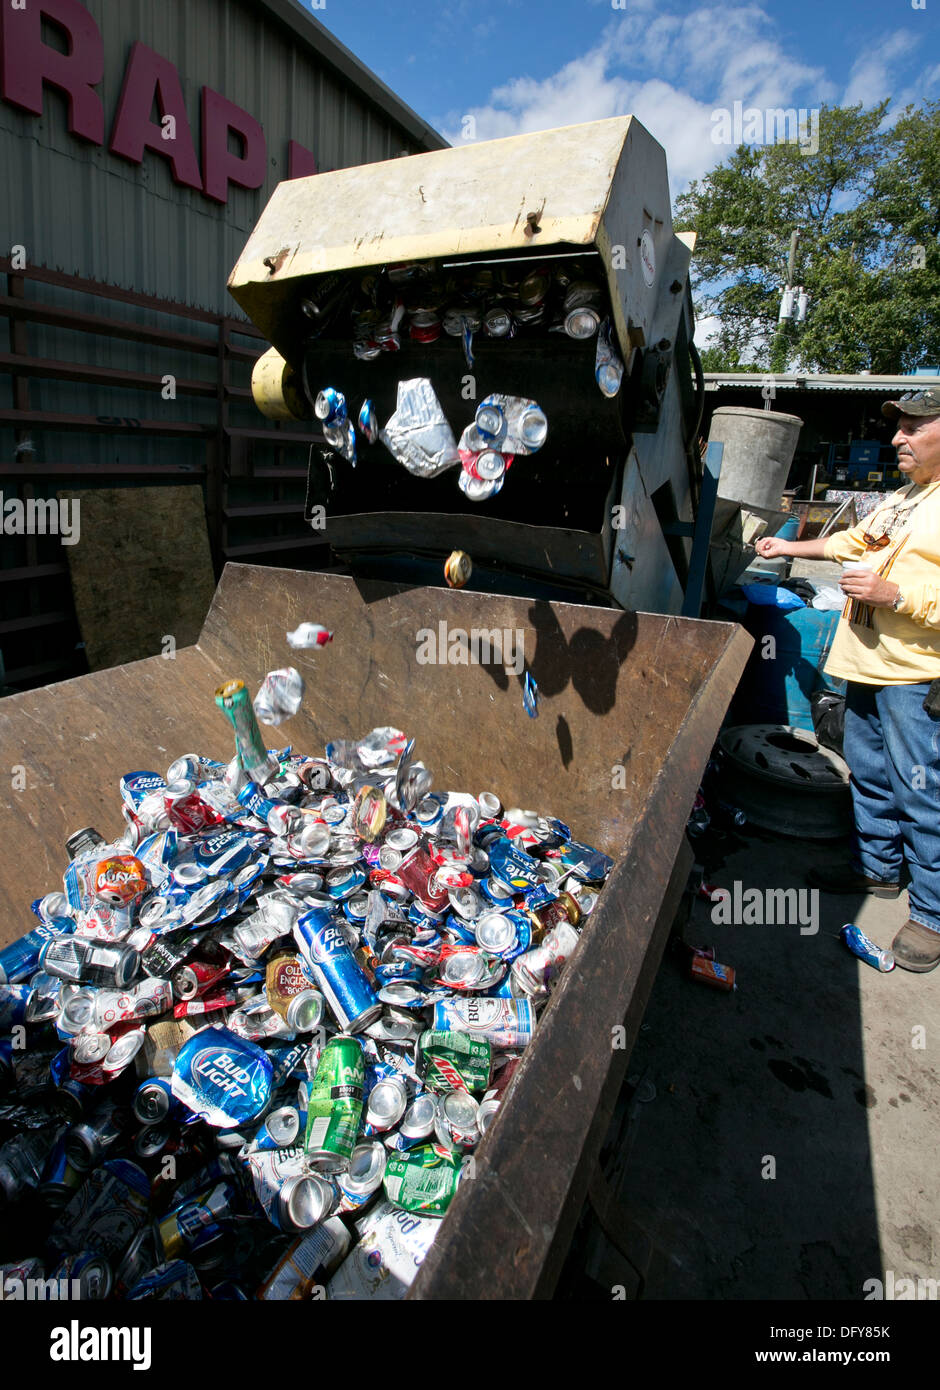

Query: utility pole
[{"left": 771, "top": 230, "right": 807, "bottom": 373}]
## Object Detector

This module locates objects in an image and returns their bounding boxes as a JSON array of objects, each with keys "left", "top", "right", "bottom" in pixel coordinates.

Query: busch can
[
  {"left": 432, "top": 996, "right": 534, "bottom": 1047},
  {"left": 303, "top": 1034, "right": 365, "bottom": 1173}
]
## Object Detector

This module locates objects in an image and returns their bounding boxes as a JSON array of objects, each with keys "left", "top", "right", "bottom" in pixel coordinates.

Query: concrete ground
[{"left": 595, "top": 825, "right": 939, "bottom": 1300}]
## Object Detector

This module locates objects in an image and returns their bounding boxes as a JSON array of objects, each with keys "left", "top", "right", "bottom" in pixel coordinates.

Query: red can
[
  {"left": 172, "top": 959, "right": 231, "bottom": 1001},
  {"left": 688, "top": 956, "right": 736, "bottom": 992}
]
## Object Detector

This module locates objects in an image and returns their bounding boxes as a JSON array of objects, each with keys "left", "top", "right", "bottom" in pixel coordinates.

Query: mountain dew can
[
  {"left": 214, "top": 679, "right": 274, "bottom": 784},
  {"left": 383, "top": 1144, "right": 462, "bottom": 1216},
  {"left": 418, "top": 1030, "right": 491, "bottom": 1094},
  {"left": 303, "top": 1035, "right": 365, "bottom": 1173}
]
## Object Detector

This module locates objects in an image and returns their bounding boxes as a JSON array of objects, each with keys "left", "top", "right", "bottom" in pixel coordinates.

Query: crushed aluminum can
[
  {"left": 473, "top": 394, "right": 547, "bottom": 455},
  {"left": 595, "top": 316, "right": 625, "bottom": 397},
  {"left": 358, "top": 399, "right": 379, "bottom": 444},
  {"left": 522, "top": 670, "right": 539, "bottom": 719},
  {"left": 286, "top": 623, "right": 334, "bottom": 650},
  {"left": 839, "top": 924, "right": 895, "bottom": 973},
  {"left": 444, "top": 549, "right": 472, "bottom": 590},
  {"left": 378, "top": 378, "right": 460, "bottom": 479},
  {"left": 253, "top": 668, "right": 305, "bottom": 728}
]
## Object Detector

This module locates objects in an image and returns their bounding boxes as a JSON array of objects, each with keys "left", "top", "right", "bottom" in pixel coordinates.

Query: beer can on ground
[{"left": 303, "top": 1034, "right": 365, "bottom": 1173}]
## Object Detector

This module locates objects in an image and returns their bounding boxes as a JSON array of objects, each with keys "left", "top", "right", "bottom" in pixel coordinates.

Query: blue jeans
[{"left": 844, "top": 680, "right": 940, "bottom": 934}]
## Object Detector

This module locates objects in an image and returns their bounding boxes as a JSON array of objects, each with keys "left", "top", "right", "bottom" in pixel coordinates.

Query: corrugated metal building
[
  {"left": 0, "top": 0, "right": 446, "bottom": 689},
  {"left": 704, "top": 371, "right": 940, "bottom": 495}
]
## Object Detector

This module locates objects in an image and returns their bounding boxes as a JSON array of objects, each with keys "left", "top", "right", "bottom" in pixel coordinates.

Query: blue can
[
  {"left": 0, "top": 982, "right": 31, "bottom": 1029},
  {"left": 293, "top": 907, "right": 381, "bottom": 1033},
  {"left": 488, "top": 838, "right": 543, "bottom": 895},
  {"left": 120, "top": 770, "right": 167, "bottom": 812},
  {"left": 0, "top": 917, "right": 75, "bottom": 985},
  {"left": 315, "top": 387, "right": 347, "bottom": 426},
  {"left": 325, "top": 866, "right": 367, "bottom": 901},
  {"left": 374, "top": 960, "right": 423, "bottom": 985},
  {"left": 172, "top": 1027, "right": 273, "bottom": 1128},
  {"left": 560, "top": 840, "right": 613, "bottom": 883},
  {"left": 522, "top": 670, "right": 539, "bottom": 719},
  {"left": 358, "top": 398, "right": 378, "bottom": 444},
  {"left": 236, "top": 781, "right": 282, "bottom": 827},
  {"left": 132, "top": 1076, "right": 179, "bottom": 1125},
  {"left": 840, "top": 924, "right": 895, "bottom": 972}
]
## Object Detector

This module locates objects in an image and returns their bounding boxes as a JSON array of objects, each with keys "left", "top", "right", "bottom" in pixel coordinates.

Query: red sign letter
[
  {"left": 0, "top": 0, "right": 103, "bottom": 143},
  {"left": 201, "top": 86, "right": 266, "bottom": 204},
  {"left": 109, "top": 42, "right": 201, "bottom": 190},
  {"left": 288, "top": 139, "right": 318, "bottom": 179}
]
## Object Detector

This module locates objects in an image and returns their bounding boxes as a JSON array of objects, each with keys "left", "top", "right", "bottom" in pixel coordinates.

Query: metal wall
[
  {"left": 0, "top": 0, "right": 445, "bottom": 690},
  {"left": 0, "top": 0, "right": 444, "bottom": 314}
]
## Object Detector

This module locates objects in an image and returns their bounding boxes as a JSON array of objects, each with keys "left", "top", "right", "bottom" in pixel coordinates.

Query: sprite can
[
  {"left": 214, "top": 679, "right": 274, "bottom": 784},
  {"left": 383, "top": 1144, "right": 462, "bottom": 1216},
  {"left": 303, "top": 1035, "right": 365, "bottom": 1173},
  {"left": 418, "top": 1030, "right": 491, "bottom": 1094}
]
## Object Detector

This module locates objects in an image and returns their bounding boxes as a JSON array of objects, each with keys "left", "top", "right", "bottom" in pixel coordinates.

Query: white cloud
[
  {"left": 439, "top": 3, "right": 839, "bottom": 199},
  {"left": 841, "top": 31, "right": 911, "bottom": 109}
]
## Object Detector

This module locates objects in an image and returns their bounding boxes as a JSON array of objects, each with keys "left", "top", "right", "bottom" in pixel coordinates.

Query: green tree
[{"left": 675, "top": 101, "right": 940, "bottom": 374}]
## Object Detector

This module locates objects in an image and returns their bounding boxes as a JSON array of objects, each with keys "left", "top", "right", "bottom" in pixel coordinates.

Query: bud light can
[{"left": 293, "top": 907, "right": 381, "bottom": 1033}]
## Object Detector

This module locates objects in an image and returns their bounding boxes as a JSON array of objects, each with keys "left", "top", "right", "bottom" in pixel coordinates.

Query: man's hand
[
  {"left": 840, "top": 571, "right": 900, "bottom": 608},
  {"left": 754, "top": 536, "right": 791, "bottom": 558}
]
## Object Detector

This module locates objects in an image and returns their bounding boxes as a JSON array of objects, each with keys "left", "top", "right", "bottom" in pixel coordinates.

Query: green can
[
  {"left": 383, "top": 1144, "right": 462, "bottom": 1216},
  {"left": 214, "top": 678, "right": 274, "bottom": 784},
  {"left": 303, "top": 1034, "right": 365, "bottom": 1173},
  {"left": 418, "top": 1030, "right": 492, "bottom": 1094}
]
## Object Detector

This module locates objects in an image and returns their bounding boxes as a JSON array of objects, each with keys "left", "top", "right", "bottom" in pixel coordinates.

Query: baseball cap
[{"left": 882, "top": 386, "right": 940, "bottom": 420}]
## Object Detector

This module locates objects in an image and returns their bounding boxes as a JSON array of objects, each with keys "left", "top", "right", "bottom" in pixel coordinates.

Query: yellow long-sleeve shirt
[{"left": 822, "top": 479, "right": 940, "bottom": 684}]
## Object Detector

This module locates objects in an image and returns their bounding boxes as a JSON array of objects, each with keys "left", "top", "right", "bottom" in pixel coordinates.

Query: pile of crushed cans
[{"left": 0, "top": 667, "right": 612, "bottom": 1301}]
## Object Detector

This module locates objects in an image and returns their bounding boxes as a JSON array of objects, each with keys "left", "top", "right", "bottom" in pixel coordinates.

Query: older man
[{"left": 755, "top": 386, "right": 940, "bottom": 972}]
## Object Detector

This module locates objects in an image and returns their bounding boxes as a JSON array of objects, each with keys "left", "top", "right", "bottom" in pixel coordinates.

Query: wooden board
[{"left": 59, "top": 485, "right": 216, "bottom": 672}]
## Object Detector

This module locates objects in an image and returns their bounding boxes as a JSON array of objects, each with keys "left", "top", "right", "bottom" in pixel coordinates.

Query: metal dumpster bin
[
  {"left": 0, "top": 566, "right": 750, "bottom": 1298},
  {"left": 227, "top": 116, "right": 702, "bottom": 615}
]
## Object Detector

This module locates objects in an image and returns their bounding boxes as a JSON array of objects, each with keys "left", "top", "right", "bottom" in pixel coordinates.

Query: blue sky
[{"left": 305, "top": 0, "right": 939, "bottom": 196}]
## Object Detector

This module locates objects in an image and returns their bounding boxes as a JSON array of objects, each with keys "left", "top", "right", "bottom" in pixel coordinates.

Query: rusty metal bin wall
[{"left": 0, "top": 564, "right": 751, "bottom": 1297}]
